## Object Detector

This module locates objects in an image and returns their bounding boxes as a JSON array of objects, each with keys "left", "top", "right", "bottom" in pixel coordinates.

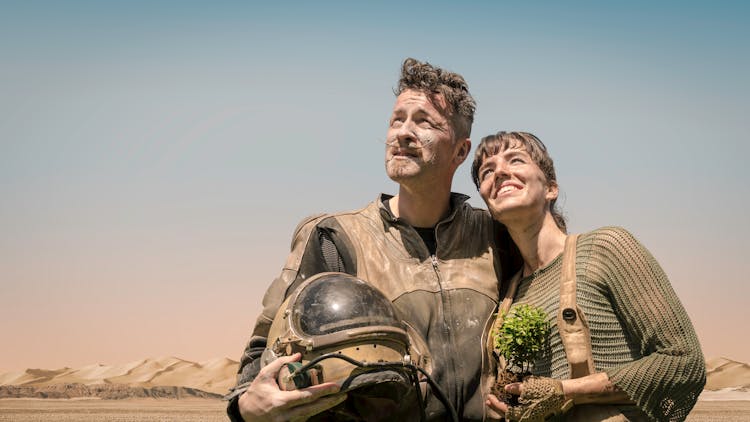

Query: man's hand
[
  {"left": 238, "top": 353, "right": 347, "bottom": 422},
  {"left": 486, "top": 376, "right": 571, "bottom": 422}
]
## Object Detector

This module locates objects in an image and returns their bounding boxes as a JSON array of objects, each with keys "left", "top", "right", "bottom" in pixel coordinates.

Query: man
[{"left": 227, "top": 58, "right": 516, "bottom": 421}]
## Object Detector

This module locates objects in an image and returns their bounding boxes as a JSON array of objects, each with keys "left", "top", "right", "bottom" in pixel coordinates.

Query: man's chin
[{"left": 386, "top": 164, "right": 420, "bottom": 181}]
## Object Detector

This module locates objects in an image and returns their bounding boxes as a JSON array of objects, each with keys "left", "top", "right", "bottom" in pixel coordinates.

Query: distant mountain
[{"left": 0, "top": 356, "right": 239, "bottom": 398}]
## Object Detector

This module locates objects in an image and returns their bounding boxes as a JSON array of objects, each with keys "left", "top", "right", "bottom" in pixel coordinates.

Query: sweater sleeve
[{"left": 592, "top": 227, "right": 705, "bottom": 422}]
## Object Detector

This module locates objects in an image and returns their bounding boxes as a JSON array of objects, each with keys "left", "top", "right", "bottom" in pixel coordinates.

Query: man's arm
[{"left": 227, "top": 219, "right": 356, "bottom": 421}]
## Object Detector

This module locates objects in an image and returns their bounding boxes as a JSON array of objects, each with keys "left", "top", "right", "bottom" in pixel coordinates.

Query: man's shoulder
[
  {"left": 461, "top": 202, "right": 492, "bottom": 218},
  {"left": 449, "top": 193, "right": 491, "bottom": 217},
  {"left": 453, "top": 199, "right": 496, "bottom": 231},
  {"left": 290, "top": 200, "right": 379, "bottom": 241}
]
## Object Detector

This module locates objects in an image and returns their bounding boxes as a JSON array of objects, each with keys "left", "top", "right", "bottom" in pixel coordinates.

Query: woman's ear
[{"left": 546, "top": 182, "right": 559, "bottom": 202}]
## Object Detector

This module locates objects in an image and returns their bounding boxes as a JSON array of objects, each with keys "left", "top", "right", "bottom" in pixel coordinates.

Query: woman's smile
[{"left": 496, "top": 181, "right": 524, "bottom": 198}]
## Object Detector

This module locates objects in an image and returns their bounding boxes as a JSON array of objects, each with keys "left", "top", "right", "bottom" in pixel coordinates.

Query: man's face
[{"left": 385, "top": 89, "right": 462, "bottom": 185}]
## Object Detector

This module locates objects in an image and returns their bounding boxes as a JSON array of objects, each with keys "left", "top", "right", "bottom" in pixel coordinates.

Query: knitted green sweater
[{"left": 509, "top": 227, "right": 705, "bottom": 422}]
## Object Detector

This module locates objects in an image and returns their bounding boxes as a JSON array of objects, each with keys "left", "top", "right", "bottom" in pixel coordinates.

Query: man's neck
[{"left": 390, "top": 185, "right": 452, "bottom": 228}]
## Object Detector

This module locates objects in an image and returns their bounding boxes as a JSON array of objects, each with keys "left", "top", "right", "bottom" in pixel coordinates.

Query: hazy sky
[{"left": 1, "top": 1, "right": 748, "bottom": 371}]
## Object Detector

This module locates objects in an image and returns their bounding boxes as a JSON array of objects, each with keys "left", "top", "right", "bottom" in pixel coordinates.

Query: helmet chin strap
[{"left": 288, "top": 352, "right": 458, "bottom": 422}]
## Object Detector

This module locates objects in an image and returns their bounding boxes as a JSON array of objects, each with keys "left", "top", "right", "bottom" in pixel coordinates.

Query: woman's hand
[{"left": 486, "top": 376, "right": 570, "bottom": 422}]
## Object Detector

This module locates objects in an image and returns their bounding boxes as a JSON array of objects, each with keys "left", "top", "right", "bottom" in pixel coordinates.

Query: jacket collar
[{"left": 376, "top": 192, "right": 471, "bottom": 226}]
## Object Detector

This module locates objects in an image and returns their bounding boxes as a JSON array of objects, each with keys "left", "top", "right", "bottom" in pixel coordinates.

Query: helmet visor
[{"left": 294, "top": 273, "right": 404, "bottom": 336}]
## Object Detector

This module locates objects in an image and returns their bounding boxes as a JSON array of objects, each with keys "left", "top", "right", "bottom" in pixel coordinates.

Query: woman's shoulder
[
  {"left": 579, "top": 226, "right": 638, "bottom": 244},
  {"left": 576, "top": 227, "right": 656, "bottom": 287},
  {"left": 577, "top": 226, "right": 647, "bottom": 259}
]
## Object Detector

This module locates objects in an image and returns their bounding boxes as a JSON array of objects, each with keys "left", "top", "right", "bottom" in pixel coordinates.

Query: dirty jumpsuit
[{"left": 227, "top": 193, "right": 518, "bottom": 421}]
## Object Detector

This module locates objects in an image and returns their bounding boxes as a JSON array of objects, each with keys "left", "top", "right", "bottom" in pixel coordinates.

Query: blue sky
[{"left": 1, "top": 1, "right": 748, "bottom": 370}]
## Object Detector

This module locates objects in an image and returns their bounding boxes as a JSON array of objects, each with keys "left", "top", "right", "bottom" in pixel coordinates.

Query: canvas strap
[{"left": 557, "top": 234, "right": 595, "bottom": 378}]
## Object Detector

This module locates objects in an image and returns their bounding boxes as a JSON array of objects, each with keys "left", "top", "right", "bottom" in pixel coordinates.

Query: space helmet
[{"left": 261, "top": 272, "right": 432, "bottom": 420}]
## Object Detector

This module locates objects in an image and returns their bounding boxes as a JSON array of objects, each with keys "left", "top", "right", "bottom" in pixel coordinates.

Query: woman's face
[{"left": 476, "top": 145, "right": 557, "bottom": 225}]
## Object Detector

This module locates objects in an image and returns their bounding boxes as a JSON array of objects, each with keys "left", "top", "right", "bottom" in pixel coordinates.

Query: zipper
[
  {"left": 431, "top": 223, "right": 460, "bottom": 416},
  {"left": 430, "top": 254, "right": 439, "bottom": 271}
]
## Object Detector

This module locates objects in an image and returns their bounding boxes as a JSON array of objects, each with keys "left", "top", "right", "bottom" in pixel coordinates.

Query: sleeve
[
  {"left": 225, "top": 216, "right": 356, "bottom": 421},
  {"left": 593, "top": 227, "right": 706, "bottom": 422}
]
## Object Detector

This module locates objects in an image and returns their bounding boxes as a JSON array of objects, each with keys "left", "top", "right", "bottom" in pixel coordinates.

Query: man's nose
[{"left": 395, "top": 119, "right": 417, "bottom": 143}]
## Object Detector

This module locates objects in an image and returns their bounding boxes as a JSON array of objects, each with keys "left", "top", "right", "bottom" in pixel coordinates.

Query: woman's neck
[{"left": 506, "top": 213, "right": 567, "bottom": 277}]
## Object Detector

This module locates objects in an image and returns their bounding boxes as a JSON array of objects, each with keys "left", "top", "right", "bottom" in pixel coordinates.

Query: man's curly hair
[{"left": 396, "top": 58, "right": 476, "bottom": 141}]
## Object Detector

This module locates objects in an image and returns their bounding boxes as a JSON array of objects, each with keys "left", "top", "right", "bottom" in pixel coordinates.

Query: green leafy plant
[{"left": 493, "top": 304, "right": 550, "bottom": 374}]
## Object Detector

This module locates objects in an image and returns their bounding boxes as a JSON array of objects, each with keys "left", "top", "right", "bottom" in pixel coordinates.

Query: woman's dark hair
[{"left": 471, "top": 131, "right": 567, "bottom": 232}]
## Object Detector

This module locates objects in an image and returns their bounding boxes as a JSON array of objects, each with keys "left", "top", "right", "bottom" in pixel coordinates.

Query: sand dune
[
  {"left": 0, "top": 357, "right": 239, "bottom": 395},
  {"left": 0, "top": 368, "right": 70, "bottom": 387},
  {"left": 2, "top": 356, "right": 749, "bottom": 400},
  {"left": 705, "top": 357, "right": 750, "bottom": 390}
]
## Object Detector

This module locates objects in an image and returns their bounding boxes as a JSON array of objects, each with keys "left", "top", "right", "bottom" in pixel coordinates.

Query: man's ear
[{"left": 454, "top": 138, "right": 471, "bottom": 165}]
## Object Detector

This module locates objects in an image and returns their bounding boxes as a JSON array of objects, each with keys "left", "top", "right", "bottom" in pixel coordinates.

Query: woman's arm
[
  {"left": 561, "top": 372, "right": 631, "bottom": 405},
  {"left": 593, "top": 227, "right": 706, "bottom": 421},
  {"left": 486, "top": 372, "right": 632, "bottom": 420}
]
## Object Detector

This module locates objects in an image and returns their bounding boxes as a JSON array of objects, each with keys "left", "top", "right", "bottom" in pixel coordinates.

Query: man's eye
[
  {"left": 390, "top": 119, "right": 403, "bottom": 128},
  {"left": 480, "top": 169, "right": 494, "bottom": 181},
  {"left": 510, "top": 157, "right": 526, "bottom": 164}
]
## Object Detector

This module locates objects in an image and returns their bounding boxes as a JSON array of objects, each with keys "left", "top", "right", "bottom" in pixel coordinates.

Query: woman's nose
[{"left": 495, "top": 160, "right": 510, "bottom": 177}]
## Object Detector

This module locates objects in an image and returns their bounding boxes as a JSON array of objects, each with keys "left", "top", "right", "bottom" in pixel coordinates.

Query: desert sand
[
  {"left": 687, "top": 401, "right": 750, "bottom": 421},
  {"left": 1, "top": 398, "right": 749, "bottom": 421},
  {"left": 0, "top": 398, "right": 227, "bottom": 422}
]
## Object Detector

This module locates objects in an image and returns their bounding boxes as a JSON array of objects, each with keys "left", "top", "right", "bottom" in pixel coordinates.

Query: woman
[{"left": 472, "top": 132, "right": 705, "bottom": 421}]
